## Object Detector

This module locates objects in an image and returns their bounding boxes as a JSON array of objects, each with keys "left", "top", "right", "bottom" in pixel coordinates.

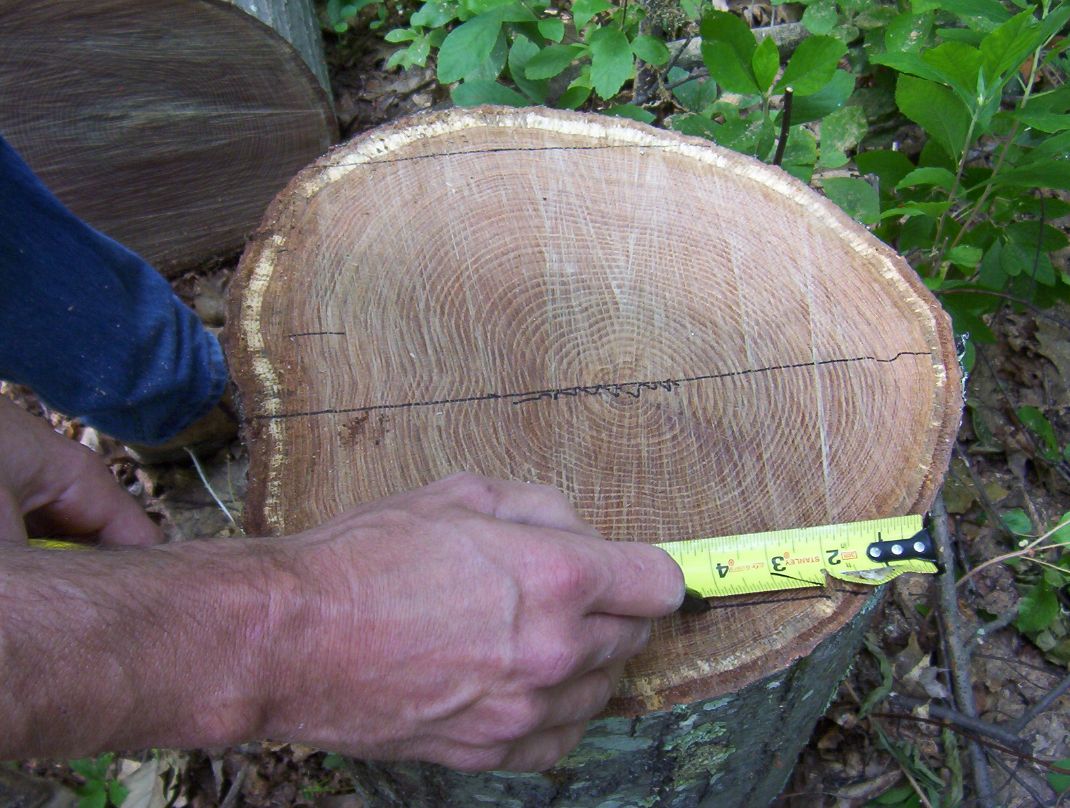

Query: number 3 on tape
[{"left": 654, "top": 514, "right": 939, "bottom": 599}]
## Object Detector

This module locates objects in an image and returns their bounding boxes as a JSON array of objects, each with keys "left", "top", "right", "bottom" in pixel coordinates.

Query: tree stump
[
  {"left": 225, "top": 107, "right": 962, "bottom": 806},
  {"left": 0, "top": 0, "right": 336, "bottom": 276}
]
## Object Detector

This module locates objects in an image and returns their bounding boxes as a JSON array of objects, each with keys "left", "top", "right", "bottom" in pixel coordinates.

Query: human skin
[{"left": 0, "top": 397, "right": 684, "bottom": 771}]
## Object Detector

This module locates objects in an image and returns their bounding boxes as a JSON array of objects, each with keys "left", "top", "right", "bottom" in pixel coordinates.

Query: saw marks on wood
[{"left": 227, "top": 107, "right": 961, "bottom": 714}]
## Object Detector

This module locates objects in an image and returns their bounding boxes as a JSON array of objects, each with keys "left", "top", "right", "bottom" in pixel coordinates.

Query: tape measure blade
[{"left": 655, "top": 514, "right": 929, "bottom": 599}]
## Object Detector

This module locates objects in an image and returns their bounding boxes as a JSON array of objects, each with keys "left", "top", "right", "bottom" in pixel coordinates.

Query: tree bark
[
  {"left": 225, "top": 106, "right": 962, "bottom": 805},
  {"left": 0, "top": 0, "right": 336, "bottom": 276}
]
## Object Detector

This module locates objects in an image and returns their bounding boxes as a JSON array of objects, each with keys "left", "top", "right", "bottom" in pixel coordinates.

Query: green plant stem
[
  {"left": 930, "top": 112, "right": 979, "bottom": 277},
  {"left": 945, "top": 26, "right": 1047, "bottom": 257}
]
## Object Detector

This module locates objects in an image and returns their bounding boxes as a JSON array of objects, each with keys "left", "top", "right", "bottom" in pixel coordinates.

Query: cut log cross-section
[
  {"left": 0, "top": 0, "right": 336, "bottom": 276},
  {"left": 226, "top": 107, "right": 962, "bottom": 806}
]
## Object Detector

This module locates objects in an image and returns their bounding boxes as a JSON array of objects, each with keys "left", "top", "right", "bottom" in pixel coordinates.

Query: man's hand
[
  {"left": 260, "top": 473, "right": 685, "bottom": 771},
  {"left": 0, "top": 396, "right": 161, "bottom": 546},
  {"left": 0, "top": 458, "right": 682, "bottom": 771}
]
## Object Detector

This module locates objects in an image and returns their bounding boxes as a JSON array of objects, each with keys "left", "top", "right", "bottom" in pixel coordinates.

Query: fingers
[
  {"left": 586, "top": 541, "right": 685, "bottom": 618},
  {"left": 0, "top": 398, "right": 162, "bottom": 546},
  {"left": 497, "top": 720, "right": 590, "bottom": 772},
  {"left": 24, "top": 449, "right": 163, "bottom": 546}
]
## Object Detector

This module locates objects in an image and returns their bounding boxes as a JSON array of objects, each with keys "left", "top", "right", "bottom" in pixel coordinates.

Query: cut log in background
[
  {"left": 226, "top": 106, "right": 962, "bottom": 806},
  {"left": 0, "top": 0, "right": 336, "bottom": 276}
]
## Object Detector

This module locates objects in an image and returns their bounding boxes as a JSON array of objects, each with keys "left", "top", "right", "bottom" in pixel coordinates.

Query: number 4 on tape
[{"left": 655, "top": 514, "right": 939, "bottom": 601}]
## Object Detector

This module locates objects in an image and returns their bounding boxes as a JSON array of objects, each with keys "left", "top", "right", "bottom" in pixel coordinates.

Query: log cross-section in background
[
  {"left": 0, "top": 0, "right": 336, "bottom": 276},
  {"left": 226, "top": 106, "right": 962, "bottom": 805}
]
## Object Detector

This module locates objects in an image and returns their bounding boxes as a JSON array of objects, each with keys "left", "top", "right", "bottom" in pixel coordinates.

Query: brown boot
[{"left": 124, "top": 391, "right": 238, "bottom": 465}]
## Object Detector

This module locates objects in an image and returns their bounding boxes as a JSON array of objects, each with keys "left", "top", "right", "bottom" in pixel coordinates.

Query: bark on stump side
[
  {"left": 225, "top": 106, "right": 962, "bottom": 806},
  {"left": 0, "top": 0, "right": 336, "bottom": 276}
]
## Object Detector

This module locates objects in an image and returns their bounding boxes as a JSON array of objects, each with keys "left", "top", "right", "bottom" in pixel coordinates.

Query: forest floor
[{"left": 7, "top": 13, "right": 1070, "bottom": 808}]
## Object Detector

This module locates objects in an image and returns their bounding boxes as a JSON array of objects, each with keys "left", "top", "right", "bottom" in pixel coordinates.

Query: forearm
[{"left": 0, "top": 539, "right": 288, "bottom": 758}]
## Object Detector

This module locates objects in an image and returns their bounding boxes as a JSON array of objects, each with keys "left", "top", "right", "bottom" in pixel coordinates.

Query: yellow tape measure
[{"left": 654, "top": 514, "right": 939, "bottom": 602}]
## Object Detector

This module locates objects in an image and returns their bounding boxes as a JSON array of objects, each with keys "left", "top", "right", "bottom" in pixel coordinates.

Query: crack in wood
[{"left": 254, "top": 350, "right": 934, "bottom": 421}]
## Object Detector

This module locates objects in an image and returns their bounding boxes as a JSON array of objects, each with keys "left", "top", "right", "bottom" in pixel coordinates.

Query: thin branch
[
  {"left": 956, "top": 533, "right": 1070, "bottom": 590},
  {"left": 1006, "top": 668, "right": 1070, "bottom": 735},
  {"left": 772, "top": 87, "right": 794, "bottom": 167},
  {"left": 888, "top": 696, "right": 1032, "bottom": 754},
  {"left": 665, "top": 67, "right": 709, "bottom": 91},
  {"left": 932, "top": 495, "right": 997, "bottom": 805},
  {"left": 989, "top": 750, "right": 1050, "bottom": 807}
]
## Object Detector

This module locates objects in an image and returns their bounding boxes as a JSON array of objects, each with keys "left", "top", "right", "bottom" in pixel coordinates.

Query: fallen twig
[
  {"left": 887, "top": 696, "right": 1032, "bottom": 754},
  {"left": 933, "top": 494, "right": 997, "bottom": 805},
  {"left": 1006, "top": 668, "right": 1070, "bottom": 735}
]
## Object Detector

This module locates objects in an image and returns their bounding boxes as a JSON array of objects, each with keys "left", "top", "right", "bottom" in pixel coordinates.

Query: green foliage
[
  {"left": 328, "top": 0, "right": 1070, "bottom": 332},
  {"left": 374, "top": 0, "right": 687, "bottom": 105},
  {"left": 69, "top": 754, "right": 128, "bottom": 808},
  {"left": 1050, "top": 758, "right": 1070, "bottom": 794}
]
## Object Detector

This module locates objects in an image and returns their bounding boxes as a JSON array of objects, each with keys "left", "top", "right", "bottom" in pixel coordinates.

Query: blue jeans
[{"left": 0, "top": 135, "right": 227, "bottom": 444}]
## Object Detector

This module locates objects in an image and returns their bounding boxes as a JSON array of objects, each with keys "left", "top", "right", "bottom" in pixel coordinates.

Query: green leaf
[
  {"left": 982, "top": 7, "right": 1070, "bottom": 85},
  {"left": 895, "top": 75, "right": 972, "bottom": 163},
  {"left": 558, "top": 83, "right": 592, "bottom": 108},
  {"left": 537, "top": 17, "right": 564, "bottom": 42},
  {"left": 1008, "top": 110, "right": 1070, "bottom": 133},
  {"left": 77, "top": 788, "right": 107, "bottom": 808},
  {"left": 822, "top": 177, "right": 880, "bottom": 224},
  {"left": 588, "top": 27, "right": 634, "bottom": 99},
  {"left": 670, "top": 69, "right": 718, "bottom": 112},
  {"left": 896, "top": 166, "right": 956, "bottom": 191},
  {"left": 436, "top": 11, "right": 505, "bottom": 83},
  {"left": 322, "top": 753, "right": 346, "bottom": 770},
  {"left": 700, "top": 10, "right": 757, "bottom": 64},
  {"left": 884, "top": 12, "right": 934, "bottom": 53},
  {"left": 1017, "top": 405, "right": 1059, "bottom": 454},
  {"left": 922, "top": 41, "right": 983, "bottom": 105},
  {"left": 525, "top": 43, "right": 584, "bottom": 79},
  {"left": 880, "top": 201, "right": 951, "bottom": 219},
  {"left": 604, "top": 103, "right": 656, "bottom": 123},
  {"left": 701, "top": 41, "right": 760, "bottom": 94},
  {"left": 947, "top": 244, "right": 983, "bottom": 268},
  {"left": 508, "top": 35, "right": 548, "bottom": 102},
  {"left": 464, "top": 28, "right": 508, "bottom": 81},
  {"left": 1048, "top": 758, "right": 1070, "bottom": 794},
  {"left": 860, "top": 633, "right": 894, "bottom": 717},
  {"left": 1016, "top": 580, "right": 1059, "bottom": 633},
  {"left": 632, "top": 34, "right": 670, "bottom": 66},
  {"left": 782, "top": 126, "right": 818, "bottom": 182},
  {"left": 411, "top": 0, "right": 456, "bottom": 28},
  {"left": 801, "top": 0, "right": 839, "bottom": 35},
  {"left": 775, "top": 36, "right": 847, "bottom": 95},
  {"left": 856, "top": 149, "right": 916, "bottom": 191},
  {"left": 1002, "top": 507, "right": 1033, "bottom": 534},
  {"left": 992, "top": 159, "right": 1070, "bottom": 191},
  {"left": 572, "top": 0, "right": 611, "bottom": 29},
  {"left": 451, "top": 79, "right": 529, "bottom": 106},
  {"left": 384, "top": 27, "right": 419, "bottom": 43},
  {"left": 790, "top": 69, "right": 854, "bottom": 124},
  {"left": 751, "top": 36, "right": 780, "bottom": 94},
  {"left": 936, "top": 0, "right": 1012, "bottom": 28},
  {"left": 819, "top": 105, "right": 867, "bottom": 168},
  {"left": 107, "top": 781, "right": 129, "bottom": 807}
]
